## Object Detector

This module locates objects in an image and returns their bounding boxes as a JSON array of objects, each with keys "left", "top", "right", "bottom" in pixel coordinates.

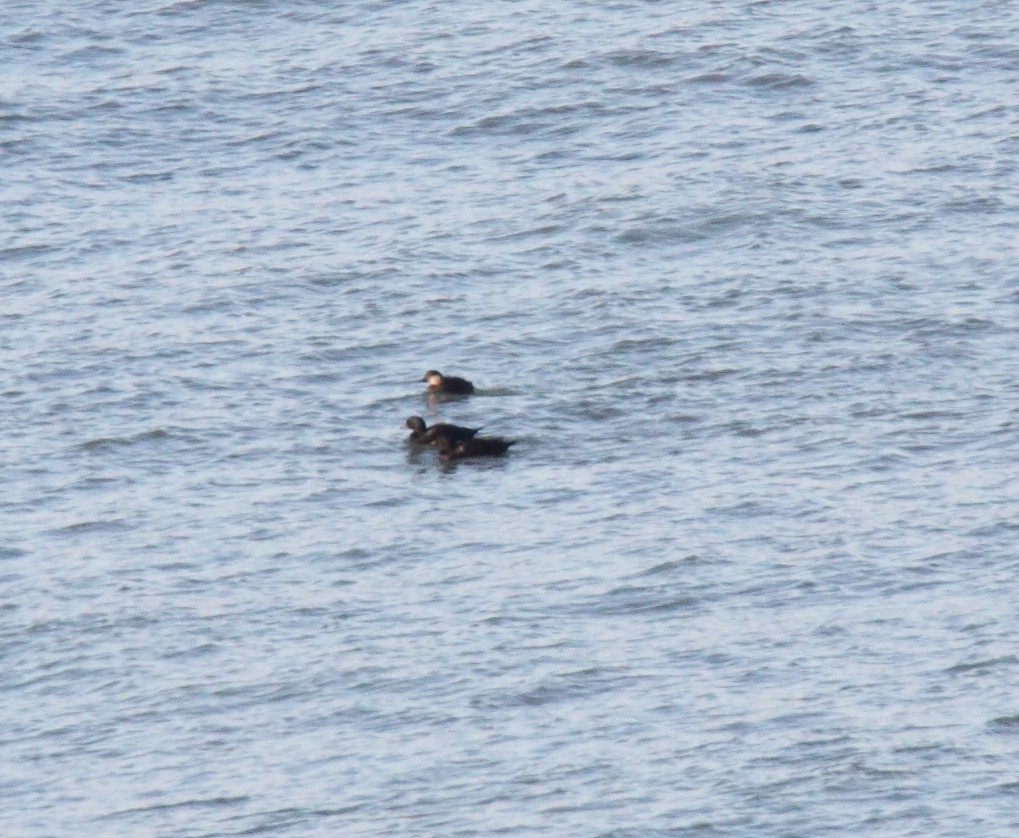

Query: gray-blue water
[{"left": 4, "top": 1, "right": 1019, "bottom": 835}]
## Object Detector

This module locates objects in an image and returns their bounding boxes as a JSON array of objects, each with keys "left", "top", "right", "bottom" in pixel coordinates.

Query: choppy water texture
[{"left": 4, "top": 1, "right": 1019, "bottom": 835}]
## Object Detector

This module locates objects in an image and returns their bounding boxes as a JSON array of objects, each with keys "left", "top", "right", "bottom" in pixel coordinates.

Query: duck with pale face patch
[{"left": 421, "top": 370, "right": 475, "bottom": 395}]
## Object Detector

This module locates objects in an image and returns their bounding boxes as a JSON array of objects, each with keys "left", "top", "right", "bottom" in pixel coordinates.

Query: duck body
[
  {"left": 437, "top": 436, "right": 516, "bottom": 460},
  {"left": 424, "top": 424, "right": 481, "bottom": 446},
  {"left": 405, "top": 416, "right": 481, "bottom": 445},
  {"left": 422, "top": 370, "right": 475, "bottom": 395}
]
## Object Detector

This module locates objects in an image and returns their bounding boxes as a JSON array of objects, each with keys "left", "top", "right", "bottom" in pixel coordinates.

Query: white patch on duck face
[{"left": 425, "top": 373, "right": 443, "bottom": 387}]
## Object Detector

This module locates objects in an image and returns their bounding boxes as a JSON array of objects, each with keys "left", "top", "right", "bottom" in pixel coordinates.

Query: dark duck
[
  {"left": 422, "top": 370, "right": 475, "bottom": 395},
  {"left": 405, "top": 416, "right": 481, "bottom": 445},
  {"left": 436, "top": 436, "right": 516, "bottom": 460}
]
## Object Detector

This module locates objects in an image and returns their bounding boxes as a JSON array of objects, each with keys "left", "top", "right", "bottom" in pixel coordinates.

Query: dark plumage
[
  {"left": 422, "top": 370, "right": 475, "bottom": 395},
  {"left": 405, "top": 416, "right": 481, "bottom": 445},
  {"left": 436, "top": 436, "right": 516, "bottom": 460}
]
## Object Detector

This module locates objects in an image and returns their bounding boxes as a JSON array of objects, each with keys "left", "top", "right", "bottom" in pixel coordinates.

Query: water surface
[{"left": 3, "top": 1, "right": 1019, "bottom": 835}]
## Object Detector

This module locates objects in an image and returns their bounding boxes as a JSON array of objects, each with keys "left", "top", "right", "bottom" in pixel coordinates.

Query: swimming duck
[
  {"left": 422, "top": 370, "right": 475, "bottom": 395},
  {"left": 405, "top": 416, "right": 481, "bottom": 445},
  {"left": 436, "top": 436, "right": 516, "bottom": 460}
]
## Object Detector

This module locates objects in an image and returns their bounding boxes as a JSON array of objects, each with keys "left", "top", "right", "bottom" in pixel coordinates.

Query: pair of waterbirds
[{"left": 407, "top": 370, "right": 515, "bottom": 460}]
